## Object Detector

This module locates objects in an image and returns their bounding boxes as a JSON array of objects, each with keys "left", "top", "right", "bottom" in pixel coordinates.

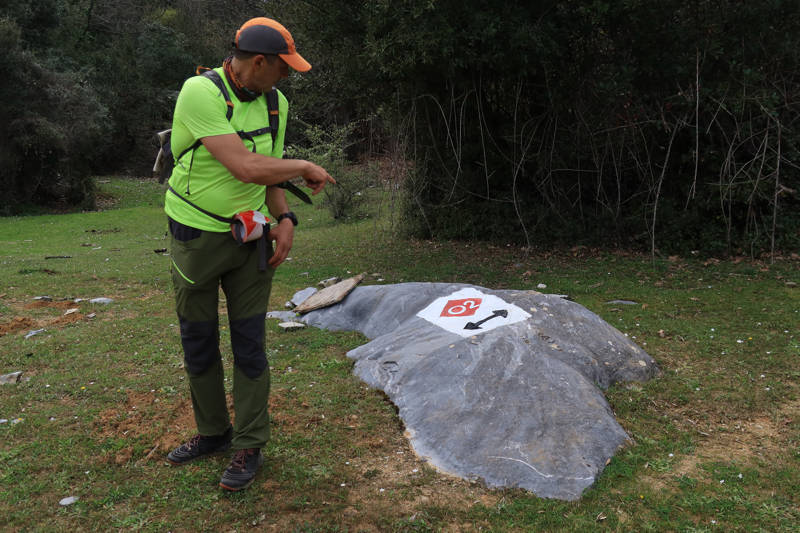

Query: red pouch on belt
[{"left": 231, "top": 210, "right": 269, "bottom": 244}]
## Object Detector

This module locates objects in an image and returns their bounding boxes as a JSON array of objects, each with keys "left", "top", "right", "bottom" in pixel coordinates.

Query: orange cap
[{"left": 233, "top": 17, "right": 311, "bottom": 72}]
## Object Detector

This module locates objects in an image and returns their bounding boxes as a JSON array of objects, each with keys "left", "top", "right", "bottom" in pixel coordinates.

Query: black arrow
[{"left": 464, "top": 309, "right": 508, "bottom": 330}]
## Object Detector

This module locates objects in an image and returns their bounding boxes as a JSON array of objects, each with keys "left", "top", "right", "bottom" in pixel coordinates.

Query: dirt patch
[
  {"left": 25, "top": 300, "right": 77, "bottom": 311},
  {"left": 96, "top": 390, "right": 210, "bottom": 464},
  {"left": 0, "top": 316, "right": 36, "bottom": 336},
  {"left": 96, "top": 388, "right": 499, "bottom": 530},
  {"left": 261, "top": 390, "right": 498, "bottom": 531},
  {"left": 0, "top": 298, "right": 94, "bottom": 337},
  {"left": 642, "top": 398, "right": 799, "bottom": 491}
]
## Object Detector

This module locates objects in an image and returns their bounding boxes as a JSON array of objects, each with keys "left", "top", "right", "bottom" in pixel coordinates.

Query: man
[{"left": 163, "top": 17, "right": 334, "bottom": 491}]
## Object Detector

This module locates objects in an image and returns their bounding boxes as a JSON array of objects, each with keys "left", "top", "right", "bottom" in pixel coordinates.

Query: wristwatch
[{"left": 276, "top": 211, "right": 298, "bottom": 226}]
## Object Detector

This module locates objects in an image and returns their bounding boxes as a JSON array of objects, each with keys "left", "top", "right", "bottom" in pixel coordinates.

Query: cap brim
[{"left": 280, "top": 52, "right": 311, "bottom": 72}]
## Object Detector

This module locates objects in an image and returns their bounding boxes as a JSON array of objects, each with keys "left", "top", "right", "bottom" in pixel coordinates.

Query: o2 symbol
[{"left": 440, "top": 298, "right": 482, "bottom": 317}]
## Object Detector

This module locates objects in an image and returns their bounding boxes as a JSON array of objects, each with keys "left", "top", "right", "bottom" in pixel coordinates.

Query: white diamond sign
[{"left": 416, "top": 287, "right": 531, "bottom": 337}]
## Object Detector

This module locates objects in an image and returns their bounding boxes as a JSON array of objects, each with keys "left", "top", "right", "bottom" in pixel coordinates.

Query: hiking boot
[
  {"left": 166, "top": 426, "right": 232, "bottom": 465},
  {"left": 219, "top": 448, "right": 264, "bottom": 491}
]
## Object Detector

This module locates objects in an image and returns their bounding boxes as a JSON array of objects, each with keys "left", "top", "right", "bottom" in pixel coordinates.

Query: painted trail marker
[{"left": 416, "top": 287, "right": 530, "bottom": 337}]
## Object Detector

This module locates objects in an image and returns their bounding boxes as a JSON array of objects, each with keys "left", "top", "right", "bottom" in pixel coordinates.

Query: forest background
[{"left": 1, "top": 0, "right": 799, "bottom": 257}]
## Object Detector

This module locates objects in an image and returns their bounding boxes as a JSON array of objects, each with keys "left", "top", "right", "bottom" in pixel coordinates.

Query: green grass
[{"left": 1, "top": 177, "right": 798, "bottom": 531}]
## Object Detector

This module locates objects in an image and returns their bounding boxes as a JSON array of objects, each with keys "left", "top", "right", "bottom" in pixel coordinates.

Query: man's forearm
[
  {"left": 241, "top": 153, "right": 311, "bottom": 186},
  {"left": 202, "top": 133, "right": 335, "bottom": 193},
  {"left": 265, "top": 186, "right": 290, "bottom": 219}
]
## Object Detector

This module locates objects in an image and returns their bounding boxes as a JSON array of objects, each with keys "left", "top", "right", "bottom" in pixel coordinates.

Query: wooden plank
[{"left": 294, "top": 274, "right": 365, "bottom": 314}]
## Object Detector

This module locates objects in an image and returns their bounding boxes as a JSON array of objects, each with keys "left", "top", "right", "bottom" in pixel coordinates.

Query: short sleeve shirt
[{"left": 164, "top": 67, "right": 288, "bottom": 232}]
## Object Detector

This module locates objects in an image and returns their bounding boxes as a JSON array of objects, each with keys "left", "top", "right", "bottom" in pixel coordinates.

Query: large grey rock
[{"left": 302, "top": 283, "right": 658, "bottom": 500}]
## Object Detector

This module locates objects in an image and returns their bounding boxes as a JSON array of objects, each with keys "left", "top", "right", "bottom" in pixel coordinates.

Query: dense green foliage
[
  {"left": 3, "top": 0, "right": 799, "bottom": 254},
  {"left": 0, "top": 0, "right": 263, "bottom": 213},
  {"left": 281, "top": 0, "right": 800, "bottom": 255}
]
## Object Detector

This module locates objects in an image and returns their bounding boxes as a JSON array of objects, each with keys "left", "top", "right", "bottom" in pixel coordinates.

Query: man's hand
[
  {"left": 301, "top": 162, "right": 336, "bottom": 195},
  {"left": 267, "top": 218, "right": 294, "bottom": 268}
]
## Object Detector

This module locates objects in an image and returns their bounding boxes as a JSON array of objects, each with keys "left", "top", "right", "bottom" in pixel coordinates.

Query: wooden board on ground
[{"left": 294, "top": 274, "right": 365, "bottom": 314}]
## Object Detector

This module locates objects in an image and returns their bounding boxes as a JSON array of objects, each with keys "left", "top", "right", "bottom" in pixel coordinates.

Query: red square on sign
[{"left": 440, "top": 298, "right": 482, "bottom": 317}]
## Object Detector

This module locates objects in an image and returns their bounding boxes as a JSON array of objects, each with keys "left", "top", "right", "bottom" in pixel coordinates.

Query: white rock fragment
[
  {"left": 89, "top": 298, "right": 114, "bottom": 304},
  {"left": 0, "top": 371, "right": 23, "bottom": 384},
  {"left": 59, "top": 496, "right": 79, "bottom": 506},
  {"left": 64, "top": 308, "right": 79, "bottom": 316},
  {"left": 319, "top": 277, "right": 341, "bottom": 288},
  {"left": 24, "top": 329, "right": 46, "bottom": 339},
  {"left": 278, "top": 321, "right": 306, "bottom": 332}
]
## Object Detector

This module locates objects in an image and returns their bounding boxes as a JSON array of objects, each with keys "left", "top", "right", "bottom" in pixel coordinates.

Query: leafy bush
[{"left": 288, "top": 122, "right": 375, "bottom": 220}]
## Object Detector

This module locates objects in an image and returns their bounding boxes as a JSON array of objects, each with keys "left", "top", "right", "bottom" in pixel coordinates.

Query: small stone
[
  {"left": 605, "top": 300, "right": 639, "bottom": 305},
  {"left": 785, "top": 281, "right": 797, "bottom": 288},
  {"left": 537, "top": 283, "right": 547, "bottom": 289},
  {"left": 87, "top": 313, "right": 96, "bottom": 319},
  {"left": 89, "top": 297, "right": 113, "bottom": 304},
  {"left": 24, "top": 329, "right": 46, "bottom": 339},
  {"left": 319, "top": 277, "right": 341, "bottom": 288},
  {"left": 59, "top": 496, "right": 79, "bottom": 506},
  {"left": 33, "top": 296, "right": 52, "bottom": 301},
  {"left": 267, "top": 311, "right": 298, "bottom": 321},
  {"left": 0, "top": 371, "right": 23, "bottom": 384},
  {"left": 64, "top": 308, "right": 79, "bottom": 316},
  {"left": 278, "top": 321, "right": 306, "bottom": 332}
]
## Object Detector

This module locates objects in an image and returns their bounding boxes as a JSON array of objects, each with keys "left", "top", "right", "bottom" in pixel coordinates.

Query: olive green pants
[{"left": 169, "top": 218, "right": 273, "bottom": 450}]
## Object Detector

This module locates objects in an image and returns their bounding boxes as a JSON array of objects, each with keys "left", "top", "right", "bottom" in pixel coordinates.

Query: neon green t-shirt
[{"left": 164, "top": 67, "right": 288, "bottom": 232}]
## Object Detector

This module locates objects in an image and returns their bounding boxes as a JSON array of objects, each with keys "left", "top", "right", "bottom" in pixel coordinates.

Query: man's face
[{"left": 255, "top": 55, "right": 289, "bottom": 90}]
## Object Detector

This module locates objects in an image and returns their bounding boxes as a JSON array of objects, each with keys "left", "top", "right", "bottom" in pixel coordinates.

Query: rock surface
[
  {"left": 302, "top": 282, "right": 659, "bottom": 500},
  {"left": 290, "top": 287, "right": 318, "bottom": 308},
  {"left": 267, "top": 311, "right": 298, "bottom": 321}
]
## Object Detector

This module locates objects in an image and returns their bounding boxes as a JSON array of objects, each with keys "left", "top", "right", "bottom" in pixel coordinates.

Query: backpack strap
[
  {"left": 167, "top": 185, "right": 236, "bottom": 224},
  {"left": 263, "top": 87, "right": 311, "bottom": 204},
  {"left": 266, "top": 88, "right": 279, "bottom": 146},
  {"left": 201, "top": 69, "right": 234, "bottom": 121}
]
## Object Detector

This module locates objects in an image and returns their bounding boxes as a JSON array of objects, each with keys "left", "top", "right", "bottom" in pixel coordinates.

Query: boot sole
[
  {"left": 219, "top": 477, "right": 256, "bottom": 492},
  {"left": 165, "top": 444, "right": 232, "bottom": 466}
]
